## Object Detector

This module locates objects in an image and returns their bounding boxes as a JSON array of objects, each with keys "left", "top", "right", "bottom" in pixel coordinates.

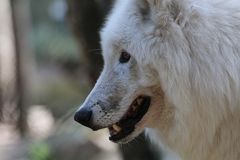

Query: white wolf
[{"left": 74, "top": 0, "right": 240, "bottom": 159}]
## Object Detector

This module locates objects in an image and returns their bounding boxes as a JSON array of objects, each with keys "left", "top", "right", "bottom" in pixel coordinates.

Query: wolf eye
[{"left": 119, "top": 51, "right": 131, "bottom": 63}]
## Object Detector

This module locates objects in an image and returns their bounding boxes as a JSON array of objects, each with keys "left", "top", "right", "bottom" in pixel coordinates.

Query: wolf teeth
[{"left": 112, "top": 124, "right": 122, "bottom": 132}]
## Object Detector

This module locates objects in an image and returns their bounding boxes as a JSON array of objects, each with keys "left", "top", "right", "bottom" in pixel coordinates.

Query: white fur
[{"left": 99, "top": 0, "right": 240, "bottom": 159}]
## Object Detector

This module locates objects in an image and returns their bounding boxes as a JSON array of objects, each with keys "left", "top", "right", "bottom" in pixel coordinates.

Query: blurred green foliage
[
  {"left": 33, "top": 25, "right": 79, "bottom": 62},
  {"left": 30, "top": 0, "right": 81, "bottom": 63},
  {"left": 29, "top": 141, "right": 51, "bottom": 160}
]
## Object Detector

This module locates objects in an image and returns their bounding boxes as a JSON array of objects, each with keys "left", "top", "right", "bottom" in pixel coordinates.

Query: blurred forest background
[{"left": 0, "top": 0, "right": 168, "bottom": 160}]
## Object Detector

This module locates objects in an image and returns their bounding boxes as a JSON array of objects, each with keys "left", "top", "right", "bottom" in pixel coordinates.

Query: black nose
[{"left": 74, "top": 108, "right": 93, "bottom": 128}]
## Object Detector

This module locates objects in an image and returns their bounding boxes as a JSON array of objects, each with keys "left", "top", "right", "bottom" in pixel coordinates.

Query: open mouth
[{"left": 108, "top": 96, "right": 151, "bottom": 142}]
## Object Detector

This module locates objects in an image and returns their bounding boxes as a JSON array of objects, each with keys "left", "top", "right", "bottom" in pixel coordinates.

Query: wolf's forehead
[{"left": 100, "top": 0, "right": 141, "bottom": 52}]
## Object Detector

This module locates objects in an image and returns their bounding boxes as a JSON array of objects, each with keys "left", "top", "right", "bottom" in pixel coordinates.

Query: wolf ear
[
  {"left": 137, "top": 0, "right": 185, "bottom": 26},
  {"left": 137, "top": 0, "right": 154, "bottom": 22}
]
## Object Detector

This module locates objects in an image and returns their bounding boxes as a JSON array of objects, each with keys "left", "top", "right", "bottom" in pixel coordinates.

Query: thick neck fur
[{"left": 148, "top": 0, "right": 240, "bottom": 159}]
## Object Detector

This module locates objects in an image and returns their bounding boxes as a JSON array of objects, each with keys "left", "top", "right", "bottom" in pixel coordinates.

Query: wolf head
[
  {"left": 74, "top": 0, "right": 191, "bottom": 143},
  {"left": 73, "top": 0, "right": 240, "bottom": 159}
]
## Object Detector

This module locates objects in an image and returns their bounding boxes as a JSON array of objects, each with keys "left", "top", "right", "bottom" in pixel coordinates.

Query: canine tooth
[{"left": 112, "top": 124, "right": 122, "bottom": 132}]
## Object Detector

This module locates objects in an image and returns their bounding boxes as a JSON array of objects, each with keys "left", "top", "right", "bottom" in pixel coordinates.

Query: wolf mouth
[{"left": 108, "top": 96, "right": 151, "bottom": 142}]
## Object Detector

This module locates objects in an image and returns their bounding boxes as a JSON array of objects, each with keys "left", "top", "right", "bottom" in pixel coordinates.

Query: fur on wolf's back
[{"left": 104, "top": 0, "right": 240, "bottom": 160}]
